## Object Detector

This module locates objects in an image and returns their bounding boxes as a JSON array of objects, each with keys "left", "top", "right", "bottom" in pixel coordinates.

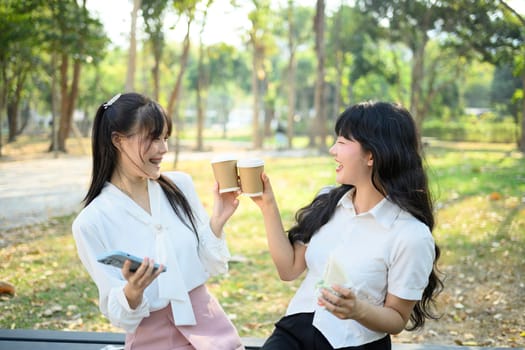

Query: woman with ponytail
[
  {"left": 73, "top": 92, "right": 244, "bottom": 350},
  {"left": 251, "top": 101, "right": 443, "bottom": 350}
]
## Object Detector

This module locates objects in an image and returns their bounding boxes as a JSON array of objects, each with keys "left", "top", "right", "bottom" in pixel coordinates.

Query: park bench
[
  {"left": 0, "top": 329, "right": 525, "bottom": 350},
  {"left": 0, "top": 329, "right": 522, "bottom": 350},
  {"left": 0, "top": 329, "right": 263, "bottom": 349}
]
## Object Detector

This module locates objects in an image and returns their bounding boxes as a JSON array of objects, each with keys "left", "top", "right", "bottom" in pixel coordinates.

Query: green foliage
[
  {"left": 491, "top": 64, "right": 522, "bottom": 117},
  {"left": 423, "top": 118, "right": 519, "bottom": 143},
  {"left": 442, "top": 0, "right": 524, "bottom": 64},
  {"left": 0, "top": 0, "right": 108, "bottom": 144},
  {"left": 463, "top": 62, "right": 494, "bottom": 108},
  {"left": 2, "top": 0, "right": 523, "bottom": 153}
]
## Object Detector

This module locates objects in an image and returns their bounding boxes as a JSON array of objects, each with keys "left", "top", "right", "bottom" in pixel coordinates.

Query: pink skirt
[{"left": 125, "top": 284, "right": 244, "bottom": 350}]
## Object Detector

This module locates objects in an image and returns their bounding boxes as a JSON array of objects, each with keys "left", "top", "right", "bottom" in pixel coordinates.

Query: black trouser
[{"left": 262, "top": 313, "right": 391, "bottom": 350}]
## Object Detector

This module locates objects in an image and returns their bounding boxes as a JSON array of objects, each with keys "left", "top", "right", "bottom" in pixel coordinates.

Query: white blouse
[
  {"left": 72, "top": 171, "right": 230, "bottom": 333},
  {"left": 286, "top": 189, "right": 435, "bottom": 348}
]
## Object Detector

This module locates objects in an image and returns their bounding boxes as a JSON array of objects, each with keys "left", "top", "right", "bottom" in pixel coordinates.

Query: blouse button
[{"left": 155, "top": 224, "right": 162, "bottom": 231}]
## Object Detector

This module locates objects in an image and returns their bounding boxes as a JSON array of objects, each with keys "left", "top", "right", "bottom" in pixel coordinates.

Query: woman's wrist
[
  {"left": 209, "top": 217, "right": 224, "bottom": 237},
  {"left": 261, "top": 199, "right": 280, "bottom": 217},
  {"left": 352, "top": 298, "right": 368, "bottom": 322},
  {"left": 124, "top": 284, "right": 143, "bottom": 309}
]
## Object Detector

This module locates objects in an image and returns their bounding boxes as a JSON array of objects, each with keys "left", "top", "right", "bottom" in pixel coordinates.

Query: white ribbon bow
[{"left": 151, "top": 182, "right": 196, "bottom": 326}]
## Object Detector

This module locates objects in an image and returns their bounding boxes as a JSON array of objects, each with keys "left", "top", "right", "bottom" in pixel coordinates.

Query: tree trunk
[
  {"left": 19, "top": 102, "right": 30, "bottom": 135},
  {"left": 150, "top": 26, "right": 162, "bottom": 101},
  {"left": 50, "top": 53, "right": 60, "bottom": 157},
  {"left": 166, "top": 21, "right": 191, "bottom": 119},
  {"left": 264, "top": 95, "right": 273, "bottom": 137},
  {"left": 286, "top": 0, "right": 296, "bottom": 149},
  {"left": 172, "top": 89, "right": 182, "bottom": 169},
  {"left": 518, "top": 69, "right": 525, "bottom": 153},
  {"left": 0, "top": 66, "right": 5, "bottom": 157},
  {"left": 392, "top": 50, "right": 406, "bottom": 104},
  {"left": 251, "top": 40, "right": 265, "bottom": 149},
  {"left": 125, "top": 0, "right": 141, "bottom": 92},
  {"left": 195, "top": 45, "right": 205, "bottom": 151},
  {"left": 7, "top": 102, "right": 18, "bottom": 142},
  {"left": 333, "top": 2, "right": 342, "bottom": 115},
  {"left": 58, "top": 58, "right": 82, "bottom": 151},
  {"left": 195, "top": 3, "right": 212, "bottom": 152},
  {"left": 167, "top": 20, "right": 192, "bottom": 167},
  {"left": 152, "top": 56, "right": 160, "bottom": 101},
  {"left": 287, "top": 55, "right": 296, "bottom": 149},
  {"left": 6, "top": 74, "right": 21, "bottom": 142},
  {"left": 314, "top": 0, "right": 326, "bottom": 151},
  {"left": 56, "top": 53, "right": 69, "bottom": 152},
  {"left": 409, "top": 38, "right": 427, "bottom": 132},
  {"left": 6, "top": 66, "right": 28, "bottom": 142},
  {"left": 299, "top": 89, "right": 309, "bottom": 140},
  {"left": 334, "top": 67, "right": 342, "bottom": 119},
  {"left": 251, "top": 56, "right": 260, "bottom": 149},
  {"left": 418, "top": 56, "right": 462, "bottom": 137},
  {"left": 220, "top": 94, "right": 230, "bottom": 139},
  {"left": 12, "top": 71, "right": 27, "bottom": 137}
]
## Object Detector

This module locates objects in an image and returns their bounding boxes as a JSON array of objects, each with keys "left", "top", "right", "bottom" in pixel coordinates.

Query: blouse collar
[{"left": 337, "top": 188, "right": 401, "bottom": 229}]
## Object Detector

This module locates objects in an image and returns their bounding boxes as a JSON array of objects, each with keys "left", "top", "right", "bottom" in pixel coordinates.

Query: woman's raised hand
[
  {"left": 249, "top": 172, "right": 276, "bottom": 209},
  {"left": 210, "top": 182, "right": 241, "bottom": 236}
]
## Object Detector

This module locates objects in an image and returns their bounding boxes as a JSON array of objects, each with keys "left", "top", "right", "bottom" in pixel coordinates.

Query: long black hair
[
  {"left": 83, "top": 92, "right": 197, "bottom": 235},
  {"left": 288, "top": 101, "right": 443, "bottom": 330}
]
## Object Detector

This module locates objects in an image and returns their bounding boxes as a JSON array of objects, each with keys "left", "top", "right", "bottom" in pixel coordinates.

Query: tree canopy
[{"left": 0, "top": 0, "right": 523, "bottom": 155}]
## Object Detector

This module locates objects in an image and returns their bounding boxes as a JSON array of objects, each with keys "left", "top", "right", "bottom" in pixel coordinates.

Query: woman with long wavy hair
[{"left": 251, "top": 101, "right": 443, "bottom": 350}]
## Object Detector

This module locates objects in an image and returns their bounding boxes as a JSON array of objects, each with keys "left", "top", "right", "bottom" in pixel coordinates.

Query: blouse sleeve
[
  {"left": 387, "top": 220, "right": 436, "bottom": 301},
  {"left": 72, "top": 211, "right": 150, "bottom": 333},
  {"left": 168, "top": 172, "right": 231, "bottom": 276}
]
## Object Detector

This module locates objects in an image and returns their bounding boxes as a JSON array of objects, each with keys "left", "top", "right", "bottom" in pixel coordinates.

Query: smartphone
[{"left": 96, "top": 250, "right": 167, "bottom": 273}]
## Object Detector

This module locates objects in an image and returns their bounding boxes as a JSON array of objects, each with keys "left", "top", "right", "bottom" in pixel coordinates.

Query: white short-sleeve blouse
[{"left": 286, "top": 189, "right": 435, "bottom": 348}]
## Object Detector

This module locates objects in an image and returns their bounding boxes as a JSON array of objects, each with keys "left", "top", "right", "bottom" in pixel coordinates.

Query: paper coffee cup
[
  {"left": 211, "top": 155, "right": 240, "bottom": 193},
  {"left": 237, "top": 158, "right": 264, "bottom": 197}
]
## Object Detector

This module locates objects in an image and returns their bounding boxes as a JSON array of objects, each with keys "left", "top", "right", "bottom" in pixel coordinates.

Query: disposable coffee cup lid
[
  {"left": 237, "top": 158, "right": 264, "bottom": 167},
  {"left": 211, "top": 154, "right": 237, "bottom": 163}
]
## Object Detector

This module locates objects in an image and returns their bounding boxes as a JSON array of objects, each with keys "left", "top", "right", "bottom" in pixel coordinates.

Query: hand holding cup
[
  {"left": 237, "top": 158, "right": 265, "bottom": 197},
  {"left": 211, "top": 154, "right": 240, "bottom": 193}
]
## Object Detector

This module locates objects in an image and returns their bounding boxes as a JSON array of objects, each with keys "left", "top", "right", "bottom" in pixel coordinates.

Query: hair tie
[{"left": 103, "top": 93, "right": 122, "bottom": 109}]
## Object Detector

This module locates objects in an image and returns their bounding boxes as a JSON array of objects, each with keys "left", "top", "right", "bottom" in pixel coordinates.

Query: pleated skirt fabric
[{"left": 125, "top": 284, "right": 244, "bottom": 350}]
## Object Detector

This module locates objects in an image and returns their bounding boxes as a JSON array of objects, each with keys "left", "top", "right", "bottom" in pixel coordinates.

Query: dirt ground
[
  {"left": 392, "top": 256, "right": 524, "bottom": 348},
  {"left": 1, "top": 221, "right": 524, "bottom": 348}
]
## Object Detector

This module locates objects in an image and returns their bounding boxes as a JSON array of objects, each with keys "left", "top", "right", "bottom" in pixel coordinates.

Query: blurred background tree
[{"left": 0, "top": 0, "right": 523, "bottom": 157}]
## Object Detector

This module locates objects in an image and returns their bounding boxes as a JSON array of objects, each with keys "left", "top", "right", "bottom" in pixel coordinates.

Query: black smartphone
[{"left": 96, "top": 250, "right": 167, "bottom": 273}]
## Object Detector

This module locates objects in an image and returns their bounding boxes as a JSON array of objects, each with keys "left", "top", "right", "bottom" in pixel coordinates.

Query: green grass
[{"left": 1, "top": 141, "right": 524, "bottom": 345}]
